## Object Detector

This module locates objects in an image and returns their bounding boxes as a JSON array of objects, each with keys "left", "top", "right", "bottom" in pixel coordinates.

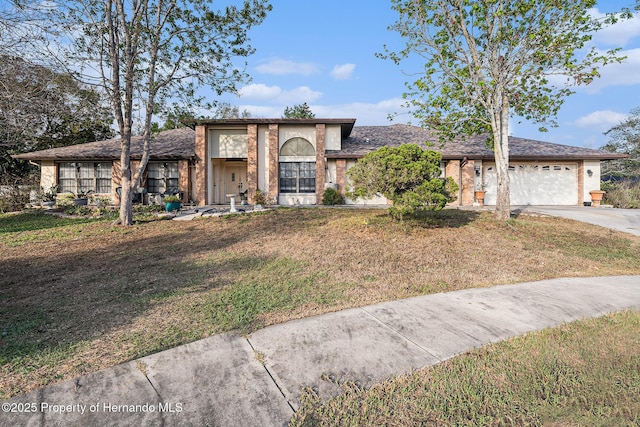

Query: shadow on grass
[
  {"left": 0, "top": 209, "right": 353, "bottom": 374},
  {"left": 410, "top": 208, "right": 481, "bottom": 228},
  {"left": 1, "top": 207, "right": 492, "bottom": 397}
]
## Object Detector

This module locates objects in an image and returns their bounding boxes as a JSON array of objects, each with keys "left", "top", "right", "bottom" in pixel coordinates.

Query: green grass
[
  {"left": 291, "top": 311, "right": 640, "bottom": 427},
  {"left": 0, "top": 211, "right": 98, "bottom": 234}
]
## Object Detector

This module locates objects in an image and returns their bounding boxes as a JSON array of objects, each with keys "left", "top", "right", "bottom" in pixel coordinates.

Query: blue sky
[{"left": 214, "top": 1, "right": 640, "bottom": 150}]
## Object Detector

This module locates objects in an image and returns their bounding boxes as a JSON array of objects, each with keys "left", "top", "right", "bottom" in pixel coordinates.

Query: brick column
[
  {"left": 195, "top": 125, "right": 207, "bottom": 206},
  {"left": 268, "top": 124, "right": 279, "bottom": 203},
  {"left": 247, "top": 124, "right": 258, "bottom": 204},
  {"left": 336, "top": 159, "right": 347, "bottom": 197},
  {"left": 315, "top": 124, "right": 326, "bottom": 204},
  {"left": 577, "top": 161, "right": 584, "bottom": 206},
  {"left": 461, "top": 160, "right": 475, "bottom": 206},
  {"left": 445, "top": 160, "right": 461, "bottom": 206},
  {"left": 178, "top": 159, "right": 189, "bottom": 203}
]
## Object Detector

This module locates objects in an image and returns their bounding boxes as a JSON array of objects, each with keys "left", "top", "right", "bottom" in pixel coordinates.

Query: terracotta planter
[
  {"left": 474, "top": 190, "right": 486, "bottom": 206},
  {"left": 589, "top": 190, "right": 605, "bottom": 207}
]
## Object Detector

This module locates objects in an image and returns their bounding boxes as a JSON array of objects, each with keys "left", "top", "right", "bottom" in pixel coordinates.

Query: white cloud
[
  {"left": 589, "top": 8, "right": 640, "bottom": 47},
  {"left": 255, "top": 59, "right": 320, "bottom": 76},
  {"left": 574, "top": 110, "right": 628, "bottom": 130},
  {"left": 575, "top": 48, "right": 640, "bottom": 93},
  {"left": 330, "top": 63, "right": 356, "bottom": 80},
  {"left": 311, "top": 98, "right": 410, "bottom": 125},
  {"left": 238, "top": 98, "right": 409, "bottom": 125},
  {"left": 238, "top": 84, "right": 322, "bottom": 104},
  {"left": 238, "top": 83, "right": 282, "bottom": 100}
]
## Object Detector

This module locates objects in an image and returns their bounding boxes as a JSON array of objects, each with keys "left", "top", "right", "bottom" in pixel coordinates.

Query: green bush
[
  {"left": 347, "top": 144, "right": 458, "bottom": 219},
  {"left": 601, "top": 181, "right": 640, "bottom": 208},
  {"left": 0, "top": 185, "right": 32, "bottom": 213},
  {"left": 322, "top": 187, "right": 344, "bottom": 205}
]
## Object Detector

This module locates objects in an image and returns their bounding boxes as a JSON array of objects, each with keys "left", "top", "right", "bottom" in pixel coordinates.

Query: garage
[{"left": 483, "top": 162, "right": 578, "bottom": 206}]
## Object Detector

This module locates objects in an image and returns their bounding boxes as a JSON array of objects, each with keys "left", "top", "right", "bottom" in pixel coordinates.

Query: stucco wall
[
  {"left": 209, "top": 128, "right": 248, "bottom": 158},
  {"left": 325, "top": 125, "right": 341, "bottom": 150},
  {"left": 583, "top": 160, "right": 601, "bottom": 203},
  {"left": 40, "top": 160, "right": 56, "bottom": 190}
]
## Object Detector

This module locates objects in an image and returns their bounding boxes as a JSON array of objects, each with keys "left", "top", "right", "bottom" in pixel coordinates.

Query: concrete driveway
[{"left": 517, "top": 206, "right": 640, "bottom": 236}]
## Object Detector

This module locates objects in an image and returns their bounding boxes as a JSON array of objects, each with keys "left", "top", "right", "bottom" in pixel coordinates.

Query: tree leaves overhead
[
  {"left": 602, "top": 107, "right": 640, "bottom": 178},
  {"left": 283, "top": 103, "right": 316, "bottom": 119},
  {"left": 382, "top": 0, "right": 628, "bottom": 220},
  {"left": 0, "top": 55, "right": 114, "bottom": 184},
  {"left": 384, "top": 0, "right": 625, "bottom": 139}
]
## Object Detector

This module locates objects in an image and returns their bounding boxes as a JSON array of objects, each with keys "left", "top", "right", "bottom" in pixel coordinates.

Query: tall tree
[
  {"left": 0, "top": 56, "right": 113, "bottom": 184},
  {"left": 602, "top": 107, "right": 640, "bottom": 178},
  {"left": 383, "top": 0, "right": 627, "bottom": 220},
  {"left": 283, "top": 103, "right": 315, "bottom": 119},
  {"left": 48, "top": 0, "right": 271, "bottom": 225}
]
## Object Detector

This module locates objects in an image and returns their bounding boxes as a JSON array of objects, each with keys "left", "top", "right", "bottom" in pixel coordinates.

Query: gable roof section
[
  {"left": 327, "top": 124, "right": 626, "bottom": 161},
  {"left": 13, "top": 128, "right": 196, "bottom": 161}
]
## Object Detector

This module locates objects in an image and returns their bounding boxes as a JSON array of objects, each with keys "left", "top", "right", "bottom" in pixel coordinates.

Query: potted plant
[
  {"left": 474, "top": 185, "right": 486, "bottom": 206},
  {"left": 72, "top": 190, "right": 93, "bottom": 206},
  {"left": 39, "top": 185, "right": 58, "bottom": 209},
  {"left": 163, "top": 194, "right": 181, "bottom": 212},
  {"left": 589, "top": 190, "right": 606, "bottom": 207}
]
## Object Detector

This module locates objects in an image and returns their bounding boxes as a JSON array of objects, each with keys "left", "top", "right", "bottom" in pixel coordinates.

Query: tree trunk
[
  {"left": 118, "top": 157, "right": 134, "bottom": 226},
  {"left": 492, "top": 90, "right": 511, "bottom": 221}
]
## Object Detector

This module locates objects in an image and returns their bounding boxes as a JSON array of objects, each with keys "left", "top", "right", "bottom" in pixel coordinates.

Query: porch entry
[{"left": 210, "top": 159, "right": 248, "bottom": 204}]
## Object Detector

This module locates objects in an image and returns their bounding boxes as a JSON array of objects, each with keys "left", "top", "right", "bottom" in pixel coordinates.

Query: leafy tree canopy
[
  {"left": 283, "top": 103, "right": 315, "bottom": 119},
  {"left": 602, "top": 107, "right": 640, "bottom": 178},
  {"left": 39, "top": 0, "right": 271, "bottom": 225},
  {"left": 347, "top": 144, "right": 458, "bottom": 219},
  {"left": 0, "top": 55, "right": 114, "bottom": 184},
  {"left": 382, "top": 0, "right": 628, "bottom": 220}
]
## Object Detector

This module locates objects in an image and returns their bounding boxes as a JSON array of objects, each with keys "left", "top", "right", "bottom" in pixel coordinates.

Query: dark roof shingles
[
  {"left": 327, "top": 124, "right": 625, "bottom": 160},
  {"left": 13, "top": 128, "right": 196, "bottom": 161}
]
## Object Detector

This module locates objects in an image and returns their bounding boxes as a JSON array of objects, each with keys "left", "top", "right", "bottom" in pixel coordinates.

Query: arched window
[
  {"left": 279, "top": 138, "right": 315, "bottom": 193},
  {"left": 280, "top": 137, "right": 315, "bottom": 157}
]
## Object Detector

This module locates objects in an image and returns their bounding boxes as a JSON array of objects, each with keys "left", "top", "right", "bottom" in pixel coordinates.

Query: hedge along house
[
  {"left": 13, "top": 128, "right": 195, "bottom": 204},
  {"left": 14, "top": 118, "right": 625, "bottom": 207}
]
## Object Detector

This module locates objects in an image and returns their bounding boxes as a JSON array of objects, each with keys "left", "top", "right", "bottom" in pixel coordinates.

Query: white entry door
[
  {"left": 484, "top": 162, "right": 578, "bottom": 205},
  {"left": 225, "top": 165, "right": 247, "bottom": 196}
]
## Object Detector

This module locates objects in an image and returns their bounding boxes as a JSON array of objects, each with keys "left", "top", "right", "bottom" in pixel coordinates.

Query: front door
[{"left": 225, "top": 165, "right": 247, "bottom": 198}]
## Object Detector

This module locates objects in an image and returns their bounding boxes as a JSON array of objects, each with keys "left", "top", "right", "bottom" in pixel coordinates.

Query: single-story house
[{"left": 13, "top": 118, "right": 626, "bottom": 207}]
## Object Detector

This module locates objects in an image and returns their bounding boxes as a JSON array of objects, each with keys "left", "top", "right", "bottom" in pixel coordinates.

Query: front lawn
[
  {"left": 291, "top": 311, "right": 640, "bottom": 426},
  {"left": 2, "top": 208, "right": 640, "bottom": 398}
]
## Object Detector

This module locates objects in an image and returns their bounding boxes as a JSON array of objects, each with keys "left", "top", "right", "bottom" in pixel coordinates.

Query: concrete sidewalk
[{"left": 3, "top": 276, "right": 639, "bottom": 427}]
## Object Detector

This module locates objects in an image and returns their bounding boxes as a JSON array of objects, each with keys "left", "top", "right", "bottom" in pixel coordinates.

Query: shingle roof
[
  {"left": 326, "top": 124, "right": 626, "bottom": 161},
  {"left": 13, "top": 128, "right": 196, "bottom": 161},
  {"left": 13, "top": 123, "right": 625, "bottom": 162}
]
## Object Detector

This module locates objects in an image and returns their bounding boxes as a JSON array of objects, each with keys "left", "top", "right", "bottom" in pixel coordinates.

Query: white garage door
[{"left": 483, "top": 162, "right": 578, "bottom": 206}]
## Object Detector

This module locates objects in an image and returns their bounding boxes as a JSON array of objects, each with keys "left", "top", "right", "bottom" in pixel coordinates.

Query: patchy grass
[
  {"left": 291, "top": 311, "right": 640, "bottom": 427},
  {"left": 1, "top": 207, "right": 640, "bottom": 398}
]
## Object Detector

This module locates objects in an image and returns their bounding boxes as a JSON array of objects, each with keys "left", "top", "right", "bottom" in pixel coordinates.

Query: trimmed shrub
[{"left": 322, "top": 187, "right": 344, "bottom": 205}]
